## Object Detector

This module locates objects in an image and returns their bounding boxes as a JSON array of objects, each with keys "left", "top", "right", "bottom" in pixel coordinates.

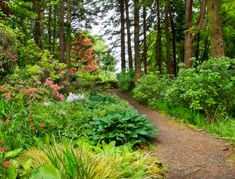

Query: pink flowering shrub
[
  {"left": 43, "top": 77, "right": 65, "bottom": 101},
  {"left": 0, "top": 75, "right": 66, "bottom": 103},
  {"left": 2, "top": 93, "right": 12, "bottom": 99}
]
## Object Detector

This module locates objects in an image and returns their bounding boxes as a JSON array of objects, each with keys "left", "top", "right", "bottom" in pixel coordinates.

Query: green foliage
[
  {"left": 0, "top": 23, "right": 18, "bottom": 77},
  {"left": 0, "top": 92, "right": 156, "bottom": 149},
  {"left": 133, "top": 73, "right": 171, "bottom": 103},
  {"left": 93, "top": 35, "right": 116, "bottom": 71},
  {"left": 89, "top": 111, "right": 157, "bottom": 145},
  {"left": 165, "top": 57, "right": 235, "bottom": 122},
  {"left": 30, "top": 165, "right": 61, "bottom": 179},
  {"left": 133, "top": 57, "right": 235, "bottom": 142},
  {"left": 18, "top": 40, "right": 41, "bottom": 67},
  {"left": 149, "top": 99, "right": 207, "bottom": 127},
  {"left": 221, "top": 1, "right": 235, "bottom": 58},
  {"left": 149, "top": 99, "right": 235, "bottom": 142},
  {"left": 0, "top": 148, "right": 23, "bottom": 179},
  {"left": 17, "top": 141, "right": 165, "bottom": 179},
  {"left": 117, "top": 71, "right": 135, "bottom": 91},
  {"left": 74, "top": 71, "right": 117, "bottom": 90},
  {"left": 25, "top": 50, "right": 67, "bottom": 81}
]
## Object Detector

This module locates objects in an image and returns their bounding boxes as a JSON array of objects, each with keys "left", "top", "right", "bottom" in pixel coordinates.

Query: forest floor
[{"left": 107, "top": 89, "right": 235, "bottom": 179}]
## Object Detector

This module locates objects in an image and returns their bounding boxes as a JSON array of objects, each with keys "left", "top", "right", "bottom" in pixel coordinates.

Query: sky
[{"left": 90, "top": 9, "right": 122, "bottom": 72}]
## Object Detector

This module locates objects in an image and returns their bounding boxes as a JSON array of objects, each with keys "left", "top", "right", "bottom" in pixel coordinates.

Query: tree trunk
[
  {"left": 202, "top": 36, "right": 209, "bottom": 62},
  {"left": 184, "top": 0, "right": 193, "bottom": 68},
  {"left": 0, "top": 0, "right": 14, "bottom": 16},
  {"left": 195, "top": 33, "right": 200, "bottom": 61},
  {"left": 170, "top": 5, "right": 177, "bottom": 76},
  {"left": 66, "top": 0, "right": 72, "bottom": 68},
  {"left": 33, "top": 0, "right": 45, "bottom": 50},
  {"left": 156, "top": 0, "right": 162, "bottom": 74},
  {"left": 59, "top": 0, "right": 65, "bottom": 63},
  {"left": 52, "top": 4, "right": 57, "bottom": 54},
  {"left": 134, "top": 0, "right": 141, "bottom": 82},
  {"left": 120, "top": 0, "right": 126, "bottom": 72},
  {"left": 207, "top": 0, "right": 225, "bottom": 57},
  {"left": 48, "top": 3, "right": 52, "bottom": 51},
  {"left": 125, "top": 0, "right": 133, "bottom": 70},
  {"left": 143, "top": 6, "right": 147, "bottom": 74},
  {"left": 165, "top": 1, "right": 173, "bottom": 74}
]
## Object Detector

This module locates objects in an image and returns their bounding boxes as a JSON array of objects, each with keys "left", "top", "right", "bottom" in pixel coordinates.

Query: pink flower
[
  {"left": 5, "top": 119, "right": 10, "bottom": 124},
  {"left": 0, "top": 148, "right": 8, "bottom": 152},
  {"left": 28, "top": 121, "right": 34, "bottom": 125},
  {"left": 50, "top": 84, "right": 63, "bottom": 91},
  {"left": 20, "top": 88, "right": 39, "bottom": 96},
  {"left": 3, "top": 161, "right": 10, "bottom": 167},
  {"left": 44, "top": 78, "right": 53, "bottom": 86},
  {"left": 2, "top": 93, "right": 12, "bottom": 99},
  {"left": 57, "top": 93, "right": 65, "bottom": 101}
]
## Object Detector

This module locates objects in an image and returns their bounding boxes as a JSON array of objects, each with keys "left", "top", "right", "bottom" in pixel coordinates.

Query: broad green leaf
[
  {"left": 30, "top": 165, "right": 61, "bottom": 179},
  {"left": 4, "top": 148, "right": 23, "bottom": 159}
]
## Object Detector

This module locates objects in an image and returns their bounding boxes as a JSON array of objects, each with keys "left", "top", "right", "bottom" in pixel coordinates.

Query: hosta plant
[{"left": 88, "top": 111, "right": 157, "bottom": 145}]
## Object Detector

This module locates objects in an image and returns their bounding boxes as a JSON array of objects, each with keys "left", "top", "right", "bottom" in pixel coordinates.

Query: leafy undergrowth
[
  {"left": 0, "top": 92, "right": 165, "bottom": 178},
  {"left": 14, "top": 141, "right": 165, "bottom": 179}
]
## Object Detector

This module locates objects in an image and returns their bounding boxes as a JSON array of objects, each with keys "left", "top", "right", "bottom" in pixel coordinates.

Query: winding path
[{"left": 108, "top": 89, "right": 235, "bottom": 179}]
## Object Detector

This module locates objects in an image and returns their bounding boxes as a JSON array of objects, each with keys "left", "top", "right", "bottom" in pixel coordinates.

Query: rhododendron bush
[
  {"left": 71, "top": 35, "right": 99, "bottom": 72},
  {"left": 0, "top": 76, "right": 65, "bottom": 104}
]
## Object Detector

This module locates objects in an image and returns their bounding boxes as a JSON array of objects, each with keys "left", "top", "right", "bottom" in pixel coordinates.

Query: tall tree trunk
[
  {"left": 184, "top": 0, "right": 193, "bottom": 68},
  {"left": 33, "top": 0, "right": 45, "bottom": 50},
  {"left": 202, "top": 37, "right": 209, "bottom": 62},
  {"left": 48, "top": 3, "right": 52, "bottom": 51},
  {"left": 165, "top": 1, "right": 173, "bottom": 74},
  {"left": 134, "top": 0, "right": 141, "bottom": 82},
  {"left": 170, "top": 6, "right": 177, "bottom": 76},
  {"left": 52, "top": 4, "right": 57, "bottom": 53},
  {"left": 39, "top": 4, "right": 44, "bottom": 50},
  {"left": 59, "top": 0, "right": 65, "bottom": 63},
  {"left": 125, "top": 0, "right": 133, "bottom": 70},
  {"left": 207, "top": 0, "right": 225, "bottom": 57},
  {"left": 0, "top": 0, "right": 13, "bottom": 15},
  {"left": 156, "top": 0, "right": 162, "bottom": 74},
  {"left": 66, "top": 0, "right": 72, "bottom": 68},
  {"left": 120, "top": 0, "right": 126, "bottom": 72},
  {"left": 143, "top": 6, "right": 147, "bottom": 74}
]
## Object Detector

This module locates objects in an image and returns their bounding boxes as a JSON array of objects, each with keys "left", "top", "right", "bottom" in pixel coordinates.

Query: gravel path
[{"left": 108, "top": 89, "right": 235, "bottom": 179}]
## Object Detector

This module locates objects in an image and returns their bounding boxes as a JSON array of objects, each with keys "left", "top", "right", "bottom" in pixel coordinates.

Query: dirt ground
[{"left": 108, "top": 89, "right": 235, "bottom": 179}]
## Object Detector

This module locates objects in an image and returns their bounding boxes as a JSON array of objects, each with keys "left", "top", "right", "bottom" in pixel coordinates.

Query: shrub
[
  {"left": 17, "top": 141, "right": 165, "bottom": 179},
  {"left": 165, "top": 57, "right": 235, "bottom": 122},
  {"left": 88, "top": 111, "right": 157, "bottom": 145},
  {"left": 0, "top": 93, "right": 148, "bottom": 149},
  {"left": 133, "top": 73, "right": 171, "bottom": 103},
  {"left": 117, "top": 71, "right": 135, "bottom": 91},
  {"left": 75, "top": 71, "right": 117, "bottom": 90},
  {"left": 0, "top": 23, "right": 18, "bottom": 78},
  {"left": 18, "top": 39, "right": 41, "bottom": 66}
]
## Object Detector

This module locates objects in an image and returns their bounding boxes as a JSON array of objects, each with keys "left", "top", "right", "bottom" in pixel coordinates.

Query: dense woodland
[
  {"left": 0, "top": 0, "right": 235, "bottom": 75},
  {"left": 0, "top": 0, "right": 234, "bottom": 178}
]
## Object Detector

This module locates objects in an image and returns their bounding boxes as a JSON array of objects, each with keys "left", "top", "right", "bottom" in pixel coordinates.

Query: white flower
[
  {"left": 44, "top": 101, "right": 51, "bottom": 106},
  {"left": 66, "top": 93, "right": 85, "bottom": 103}
]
